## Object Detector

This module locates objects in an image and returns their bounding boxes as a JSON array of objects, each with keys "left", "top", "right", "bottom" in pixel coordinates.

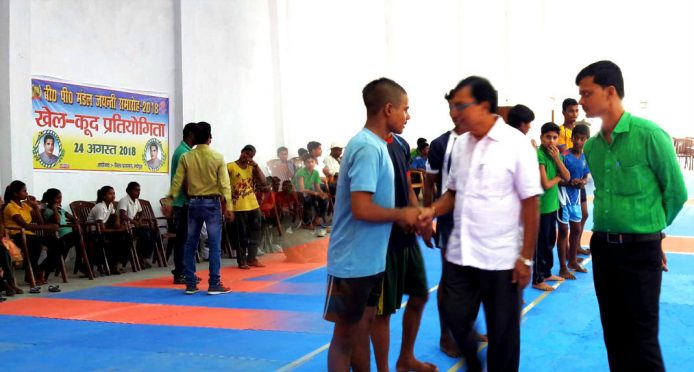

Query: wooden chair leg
[
  {"left": 78, "top": 235, "right": 94, "bottom": 280},
  {"left": 21, "top": 234, "right": 36, "bottom": 288},
  {"left": 273, "top": 206, "right": 283, "bottom": 236},
  {"left": 59, "top": 256, "right": 68, "bottom": 283}
]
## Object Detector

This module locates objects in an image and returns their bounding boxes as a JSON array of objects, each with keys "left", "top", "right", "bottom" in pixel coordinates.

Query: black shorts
[
  {"left": 580, "top": 188, "right": 587, "bottom": 203},
  {"left": 323, "top": 272, "right": 384, "bottom": 324}
]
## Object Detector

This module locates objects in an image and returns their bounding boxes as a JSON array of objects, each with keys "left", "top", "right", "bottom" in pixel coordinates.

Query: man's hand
[
  {"left": 398, "top": 207, "right": 420, "bottom": 229},
  {"left": 224, "top": 210, "right": 235, "bottom": 222},
  {"left": 416, "top": 207, "right": 436, "bottom": 248},
  {"left": 547, "top": 144, "right": 561, "bottom": 161},
  {"left": 249, "top": 160, "right": 259, "bottom": 168},
  {"left": 512, "top": 260, "right": 531, "bottom": 289},
  {"left": 161, "top": 204, "right": 174, "bottom": 219},
  {"left": 662, "top": 247, "right": 669, "bottom": 272}
]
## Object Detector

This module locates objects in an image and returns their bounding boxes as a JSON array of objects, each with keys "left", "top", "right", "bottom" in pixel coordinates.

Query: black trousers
[
  {"left": 533, "top": 212, "right": 557, "bottom": 284},
  {"left": 172, "top": 206, "right": 188, "bottom": 277},
  {"left": 11, "top": 233, "right": 61, "bottom": 277},
  {"left": 591, "top": 233, "right": 665, "bottom": 372},
  {"left": 301, "top": 194, "right": 327, "bottom": 225},
  {"left": 442, "top": 261, "right": 521, "bottom": 372},
  {"left": 132, "top": 227, "right": 155, "bottom": 259},
  {"left": 232, "top": 209, "right": 261, "bottom": 265}
]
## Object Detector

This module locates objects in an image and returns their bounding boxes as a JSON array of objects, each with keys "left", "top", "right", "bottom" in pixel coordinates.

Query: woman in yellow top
[{"left": 3, "top": 180, "right": 61, "bottom": 287}]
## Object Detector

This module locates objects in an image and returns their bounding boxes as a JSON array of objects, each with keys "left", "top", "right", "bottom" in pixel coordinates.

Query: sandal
[
  {"left": 29, "top": 287, "right": 41, "bottom": 294},
  {"left": 48, "top": 285, "right": 61, "bottom": 293}
]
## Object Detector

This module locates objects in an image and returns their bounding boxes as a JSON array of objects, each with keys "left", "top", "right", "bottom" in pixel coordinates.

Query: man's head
[
  {"left": 329, "top": 142, "right": 343, "bottom": 158},
  {"left": 304, "top": 156, "right": 317, "bottom": 171},
  {"left": 507, "top": 104, "right": 535, "bottom": 135},
  {"left": 126, "top": 181, "right": 141, "bottom": 200},
  {"left": 270, "top": 176, "right": 281, "bottom": 192},
  {"left": 562, "top": 98, "right": 579, "bottom": 126},
  {"left": 194, "top": 121, "right": 212, "bottom": 145},
  {"left": 43, "top": 134, "right": 55, "bottom": 155},
  {"left": 298, "top": 148, "right": 308, "bottom": 158},
  {"left": 277, "top": 146, "right": 289, "bottom": 161},
  {"left": 540, "top": 122, "right": 561, "bottom": 149},
  {"left": 447, "top": 76, "right": 497, "bottom": 138},
  {"left": 239, "top": 144, "right": 256, "bottom": 164},
  {"left": 149, "top": 144, "right": 159, "bottom": 160},
  {"left": 575, "top": 60, "right": 624, "bottom": 118},
  {"left": 418, "top": 142, "right": 429, "bottom": 158},
  {"left": 182, "top": 122, "right": 197, "bottom": 145},
  {"left": 307, "top": 141, "right": 322, "bottom": 158},
  {"left": 281, "top": 180, "right": 293, "bottom": 193},
  {"left": 362, "top": 78, "right": 410, "bottom": 134},
  {"left": 571, "top": 124, "right": 591, "bottom": 152}
]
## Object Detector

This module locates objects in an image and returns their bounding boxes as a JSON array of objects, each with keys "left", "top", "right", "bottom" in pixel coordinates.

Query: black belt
[
  {"left": 189, "top": 195, "right": 220, "bottom": 200},
  {"left": 594, "top": 232, "right": 665, "bottom": 244}
]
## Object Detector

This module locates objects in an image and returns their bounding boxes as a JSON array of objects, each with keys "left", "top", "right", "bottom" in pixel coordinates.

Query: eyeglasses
[{"left": 449, "top": 101, "right": 477, "bottom": 111}]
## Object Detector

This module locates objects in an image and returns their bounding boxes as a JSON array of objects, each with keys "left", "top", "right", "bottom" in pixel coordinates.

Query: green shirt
[
  {"left": 169, "top": 144, "right": 234, "bottom": 212},
  {"left": 295, "top": 167, "right": 321, "bottom": 192},
  {"left": 170, "top": 141, "right": 192, "bottom": 207},
  {"left": 584, "top": 111, "right": 687, "bottom": 234},
  {"left": 43, "top": 207, "right": 72, "bottom": 237},
  {"left": 538, "top": 147, "right": 561, "bottom": 214}
]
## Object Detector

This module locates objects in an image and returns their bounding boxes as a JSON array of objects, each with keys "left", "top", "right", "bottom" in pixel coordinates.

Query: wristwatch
[{"left": 517, "top": 256, "right": 533, "bottom": 267}]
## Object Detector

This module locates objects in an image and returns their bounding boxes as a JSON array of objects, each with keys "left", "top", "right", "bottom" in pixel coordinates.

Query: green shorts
[{"left": 377, "top": 242, "right": 429, "bottom": 316}]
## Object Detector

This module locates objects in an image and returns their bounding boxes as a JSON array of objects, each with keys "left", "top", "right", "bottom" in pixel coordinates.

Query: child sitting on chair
[{"left": 87, "top": 186, "right": 130, "bottom": 275}]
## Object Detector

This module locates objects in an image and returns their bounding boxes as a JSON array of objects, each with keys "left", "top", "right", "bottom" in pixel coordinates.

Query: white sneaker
[
  {"left": 317, "top": 228, "right": 327, "bottom": 237},
  {"left": 286, "top": 227, "right": 293, "bottom": 234}
]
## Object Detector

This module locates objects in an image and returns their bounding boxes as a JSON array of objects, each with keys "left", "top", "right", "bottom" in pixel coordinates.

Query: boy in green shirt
[{"left": 532, "top": 122, "right": 570, "bottom": 291}]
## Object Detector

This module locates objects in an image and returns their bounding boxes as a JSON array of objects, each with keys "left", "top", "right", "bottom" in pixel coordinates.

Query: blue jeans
[{"left": 184, "top": 198, "right": 223, "bottom": 287}]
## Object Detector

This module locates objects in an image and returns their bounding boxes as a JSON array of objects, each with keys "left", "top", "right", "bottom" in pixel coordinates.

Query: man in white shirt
[
  {"left": 323, "top": 142, "right": 343, "bottom": 196},
  {"left": 118, "top": 182, "right": 156, "bottom": 269},
  {"left": 419, "top": 76, "right": 542, "bottom": 372}
]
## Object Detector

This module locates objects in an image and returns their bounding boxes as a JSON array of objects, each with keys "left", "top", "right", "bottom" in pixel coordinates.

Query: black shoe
[
  {"left": 207, "top": 284, "right": 232, "bottom": 295},
  {"left": 184, "top": 285, "right": 199, "bottom": 295},
  {"left": 173, "top": 276, "right": 186, "bottom": 285}
]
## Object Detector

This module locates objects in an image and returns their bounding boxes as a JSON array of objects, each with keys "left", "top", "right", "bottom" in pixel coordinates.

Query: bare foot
[
  {"left": 577, "top": 257, "right": 585, "bottom": 263},
  {"left": 532, "top": 282, "right": 554, "bottom": 291},
  {"left": 577, "top": 248, "right": 591, "bottom": 255},
  {"left": 396, "top": 358, "right": 438, "bottom": 372},
  {"left": 477, "top": 333, "right": 488, "bottom": 342},
  {"left": 545, "top": 275, "right": 565, "bottom": 282},
  {"left": 439, "top": 337, "right": 461, "bottom": 358},
  {"left": 559, "top": 268, "right": 576, "bottom": 280},
  {"left": 568, "top": 263, "right": 588, "bottom": 273}
]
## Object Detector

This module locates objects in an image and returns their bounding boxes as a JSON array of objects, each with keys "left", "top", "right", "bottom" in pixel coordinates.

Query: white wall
[
  {"left": 28, "top": 0, "right": 177, "bottom": 205},
  {"left": 2, "top": 0, "right": 692, "bottom": 207}
]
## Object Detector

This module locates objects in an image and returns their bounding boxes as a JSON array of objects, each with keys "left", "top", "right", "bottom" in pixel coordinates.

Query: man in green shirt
[
  {"left": 170, "top": 122, "right": 196, "bottom": 284},
  {"left": 576, "top": 60, "right": 687, "bottom": 372}
]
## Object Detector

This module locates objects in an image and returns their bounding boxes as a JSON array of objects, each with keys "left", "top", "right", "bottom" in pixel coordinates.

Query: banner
[{"left": 31, "top": 77, "right": 169, "bottom": 173}]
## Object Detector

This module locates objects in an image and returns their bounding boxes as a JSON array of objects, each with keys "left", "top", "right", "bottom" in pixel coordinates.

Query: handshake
[{"left": 397, "top": 206, "right": 437, "bottom": 248}]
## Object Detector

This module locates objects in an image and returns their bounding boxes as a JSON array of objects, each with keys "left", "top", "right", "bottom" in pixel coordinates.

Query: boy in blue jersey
[
  {"left": 324, "top": 78, "right": 421, "bottom": 371},
  {"left": 557, "top": 124, "right": 591, "bottom": 279}
]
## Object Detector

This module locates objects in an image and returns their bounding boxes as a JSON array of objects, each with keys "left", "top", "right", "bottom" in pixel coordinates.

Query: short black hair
[
  {"left": 298, "top": 148, "right": 308, "bottom": 157},
  {"left": 540, "top": 122, "right": 561, "bottom": 135},
  {"left": 182, "top": 122, "right": 197, "bottom": 138},
  {"left": 43, "top": 134, "right": 55, "bottom": 144},
  {"left": 417, "top": 142, "right": 429, "bottom": 151},
  {"left": 150, "top": 144, "right": 158, "bottom": 151},
  {"left": 194, "top": 121, "right": 212, "bottom": 145},
  {"left": 575, "top": 60, "right": 625, "bottom": 99},
  {"left": 451, "top": 76, "right": 497, "bottom": 113},
  {"left": 416, "top": 137, "right": 427, "bottom": 146},
  {"left": 277, "top": 146, "right": 288, "bottom": 156},
  {"left": 572, "top": 124, "right": 590, "bottom": 138},
  {"left": 307, "top": 141, "right": 321, "bottom": 152},
  {"left": 362, "top": 78, "right": 407, "bottom": 117},
  {"left": 562, "top": 98, "right": 578, "bottom": 112},
  {"left": 126, "top": 181, "right": 140, "bottom": 192},
  {"left": 507, "top": 104, "right": 535, "bottom": 129},
  {"left": 242, "top": 144, "right": 256, "bottom": 153}
]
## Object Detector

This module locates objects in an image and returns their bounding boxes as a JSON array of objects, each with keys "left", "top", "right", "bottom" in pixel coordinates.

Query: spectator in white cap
[{"left": 323, "top": 142, "right": 343, "bottom": 196}]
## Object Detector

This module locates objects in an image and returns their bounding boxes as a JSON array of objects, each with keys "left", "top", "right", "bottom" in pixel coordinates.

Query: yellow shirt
[
  {"left": 3, "top": 201, "right": 34, "bottom": 235},
  {"left": 168, "top": 144, "right": 234, "bottom": 211},
  {"left": 558, "top": 125, "right": 573, "bottom": 150},
  {"left": 227, "top": 162, "right": 260, "bottom": 212}
]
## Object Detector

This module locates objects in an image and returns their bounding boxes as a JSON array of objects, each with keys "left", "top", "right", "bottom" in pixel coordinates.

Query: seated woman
[
  {"left": 117, "top": 182, "right": 155, "bottom": 269},
  {"left": 3, "top": 180, "right": 61, "bottom": 287},
  {"left": 294, "top": 156, "right": 329, "bottom": 235},
  {"left": 87, "top": 186, "right": 129, "bottom": 274},
  {"left": 41, "top": 188, "right": 78, "bottom": 262},
  {"left": 0, "top": 199, "right": 23, "bottom": 296}
]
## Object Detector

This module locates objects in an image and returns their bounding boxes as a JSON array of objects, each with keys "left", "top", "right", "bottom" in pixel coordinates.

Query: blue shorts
[{"left": 558, "top": 204, "right": 582, "bottom": 224}]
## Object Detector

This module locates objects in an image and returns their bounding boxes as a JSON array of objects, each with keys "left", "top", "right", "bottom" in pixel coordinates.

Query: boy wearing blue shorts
[
  {"left": 323, "top": 78, "right": 420, "bottom": 371},
  {"left": 557, "top": 124, "right": 591, "bottom": 279}
]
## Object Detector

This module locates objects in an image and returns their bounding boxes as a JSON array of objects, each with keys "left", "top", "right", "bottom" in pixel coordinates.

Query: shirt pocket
[{"left": 614, "top": 164, "right": 644, "bottom": 196}]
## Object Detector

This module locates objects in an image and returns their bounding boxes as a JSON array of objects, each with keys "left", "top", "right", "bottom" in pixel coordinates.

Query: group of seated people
[{"left": 0, "top": 180, "right": 160, "bottom": 299}]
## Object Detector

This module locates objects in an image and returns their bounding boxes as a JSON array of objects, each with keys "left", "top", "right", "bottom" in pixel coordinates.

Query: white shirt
[
  {"left": 323, "top": 156, "right": 341, "bottom": 176},
  {"left": 117, "top": 196, "right": 142, "bottom": 220},
  {"left": 426, "top": 130, "right": 460, "bottom": 195},
  {"left": 87, "top": 201, "right": 116, "bottom": 222},
  {"left": 446, "top": 117, "right": 543, "bottom": 270}
]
